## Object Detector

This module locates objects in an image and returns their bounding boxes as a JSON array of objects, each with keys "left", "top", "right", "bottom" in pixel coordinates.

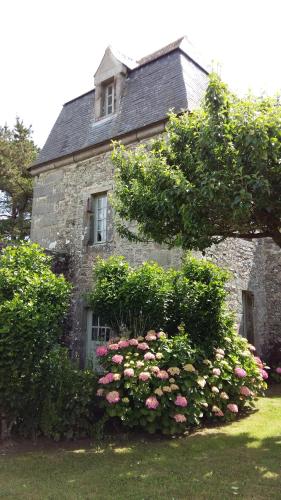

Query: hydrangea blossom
[
  {"left": 96, "top": 345, "right": 108, "bottom": 357},
  {"left": 174, "top": 395, "right": 188, "bottom": 407},
  {"left": 276, "top": 367, "right": 281, "bottom": 374},
  {"left": 98, "top": 372, "right": 115, "bottom": 384},
  {"left": 212, "top": 368, "right": 221, "bottom": 376},
  {"left": 145, "top": 396, "right": 159, "bottom": 410},
  {"left": 137, "top": 342, "right": 149, "bottom": 351},
  {"left": 183, "top": 364, "right": 196, "bottom": 372},
  {"left": 260, "top": 369, "right": 268, "bottom": 380},
  {"left": 173, "top": 414, "right": 187, "bottom": 423},
  {"left": 112, "top": 354, "right": 124, "bottom": 364},
  {"left": 118, "top": 340, "right": 130, "bottom": 348},
  {"left": 129, "top": 338, "right": 138, "bottom": 346},
  {"left": 139, "top": 371, "right": 151, "bottom": 381},
  {"left": 234, "top": 367, "right": 247, "bottom": 378},
  {"left": 106, "top": 391, "right": 120, "bottom": 404},
  {"left": 156, "top": 370, "right": 169, "bottom": 380},
  {"left": 144, "top": 352, "right": 156, "bottom": 361},
  {"left": 124, "top": 368, "right": 134, "bottom": 378},
  {"left": 168, "top": 367, "right": 180, "bottom": 376},
  {"left": 227, "top": 403, "right": 239, "bottom": 413},
  {"left": 108, "top": 343, "right": 119, "bottom": 351},
  {"left": 240, "top": 386, "right": 252, "bottom": 397}
]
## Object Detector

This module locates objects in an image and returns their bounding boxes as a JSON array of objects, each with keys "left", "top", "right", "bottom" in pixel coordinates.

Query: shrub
[
  {"left": 95, "top": 330, "right": 267, "bottom": 435},
  {"left": 89, "top": 255, "right": 232, "bottom": 349},
  {"left": 0, "top": 242, "right": 71, "bottom": 436},
  {"left": 25, "top": 347, "right": 98, "bottom": 440}
]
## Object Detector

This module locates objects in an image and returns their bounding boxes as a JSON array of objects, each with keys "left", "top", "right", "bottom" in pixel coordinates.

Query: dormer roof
[
  {"left": 31, "top": 37, "right": 209, "bottom": 170},
  {"left": 94, "top": 46, "right": 137, "bottom": 86}
]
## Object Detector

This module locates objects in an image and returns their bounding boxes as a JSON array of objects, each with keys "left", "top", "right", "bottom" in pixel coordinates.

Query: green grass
[{"left": 1, "top": 386, "right": 281, "bottom": 500}]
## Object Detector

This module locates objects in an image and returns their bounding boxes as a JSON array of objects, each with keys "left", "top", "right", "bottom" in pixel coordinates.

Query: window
[
  {"left": 103, "top": 81, "right": 116, "bottom": 116},
  {"left": 89, "top": 193, "right": 107, "bottom": 244},
  {"left": 91, "top": 314, "right": 111, "bottom": 342}
]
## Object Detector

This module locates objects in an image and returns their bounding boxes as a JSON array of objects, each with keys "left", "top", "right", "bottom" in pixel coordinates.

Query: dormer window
[{"left": 103, "top": 81, "right": 115, "bottom": 115}]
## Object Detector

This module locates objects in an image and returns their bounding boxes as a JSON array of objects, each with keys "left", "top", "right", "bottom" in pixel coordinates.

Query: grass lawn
[{"left": 1, "top": 386, "right": 281, "bottom": 500}]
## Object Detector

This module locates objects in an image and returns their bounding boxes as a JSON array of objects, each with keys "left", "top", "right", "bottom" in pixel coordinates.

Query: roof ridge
[{"left": 137, "top": 37, "right": 185, "bottom": 66}]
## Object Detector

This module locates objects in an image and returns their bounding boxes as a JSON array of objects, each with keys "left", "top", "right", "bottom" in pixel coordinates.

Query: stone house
[{"left": 29, "top": 37, "right": 280, "bottom": 365}]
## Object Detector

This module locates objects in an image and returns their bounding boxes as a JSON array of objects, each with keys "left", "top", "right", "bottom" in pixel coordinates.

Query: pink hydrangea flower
[
  {"left": 98, "top": 372, "right": 114, "bottom": 384},
  {"left": 137, "top": 342, "right": 149, "bottom": 351},
  {"left": 254, "top": 356, "right": 263, "bottom": 368},
  {"left": 108, "top": 343, "right": 119, "bottom": 351},
  {"left": 96, "top": 345, "right": 108, "bottom": 357},
  {"left": 156, "top": 370, "right": 169, "bottom": 380},
  {"left": 212, "top": 368, "right": 221, "bottom": 376},
  {"left": 145, "top": 396, "right": 159, "bottom": 410},
  {"left": 118, "top": 340, "right": 130, "bottom": 348},
  {"left": 240, "top": 386, "right": 252, "bottom": 397},
  {"left": 145, "top": 330, "right": 157, "bottom": 341},
  {"left": 215, "top": 409, "right": 224, "bottom": 417},
  {"left": 113, "top": 373, "right": 121, "bottom": 381},
  {"left": 139, "top": 371, "right": 151, "bottom": 382},
  {"left": 144, "top": 352, "right": 156, "bottom": 361},
  {"left": 260, "top": 369, "right": 268, "bottom": 380},
  {"left": 174, "top": 395, "right": 188, "bottom": 407},
  {"left": 234, "top": 367, "right": 247, "bottom": 378},
  {"left": 173, "top": 414, "right": 187, "bottom": 423},
  {"left": 124, "top": 368, "right": 134, "bottom": 378},
  {"left": 129, "top": 338, "right": 138, "bottom": 346},
  {"left": 276, "top": 367, "right": 281, "bottom": 375},
  {"left": 227, "top": 403, "right": 238, "bottom": 413},
  {"left": 106, "top": 391, "right": 120, "bottom": 404},
  {"left": 150, "top": 365, "right": 160, "bottom": 374},
  {"left": 112, "top": 354, "right": 124, "bottom": 364}
]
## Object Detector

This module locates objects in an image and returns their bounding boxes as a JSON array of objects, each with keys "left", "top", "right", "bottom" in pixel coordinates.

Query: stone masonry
[{"left": 30, "top": 38, "right": 280, "bottom": 364}]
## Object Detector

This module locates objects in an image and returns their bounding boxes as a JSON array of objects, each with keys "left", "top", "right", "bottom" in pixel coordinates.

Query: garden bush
[
  {"left": 24, "top": 347, "right": 98, "bottom": 440},
  {"left": 89, "top": 255, "right": 232, "bottom": 350},
  {"left": 95, "top": 329, "right": 267, "bottom": 435},
  {"left": 0, "top": 242, "right": 71, "bottom": 437}
]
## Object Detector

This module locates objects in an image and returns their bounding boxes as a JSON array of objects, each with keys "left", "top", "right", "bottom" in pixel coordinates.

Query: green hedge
[{"left": 89, "top": 255, "right": 232, "bottom": 351}]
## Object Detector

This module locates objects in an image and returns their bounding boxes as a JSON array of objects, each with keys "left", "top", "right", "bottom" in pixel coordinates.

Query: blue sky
[{"left": 1, "top": 0, "right": 281, "bottom": 147}]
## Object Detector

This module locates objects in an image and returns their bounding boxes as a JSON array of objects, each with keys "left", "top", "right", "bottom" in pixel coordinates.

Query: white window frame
[
  {"left": 90, "top": 193, "right": 107, "bottom": 244},
  {"left": 104, "top": 82, "right": 115, "bottom": 115}
]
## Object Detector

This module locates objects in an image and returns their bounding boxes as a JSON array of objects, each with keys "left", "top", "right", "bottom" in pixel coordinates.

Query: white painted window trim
[{"left": 92, "top": 193, "right": 107, "bottom": 244}]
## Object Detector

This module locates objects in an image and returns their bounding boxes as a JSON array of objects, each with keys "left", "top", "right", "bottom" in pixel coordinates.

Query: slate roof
[{"left": 33, "top": 38, "right": 209, "bottom": 168}]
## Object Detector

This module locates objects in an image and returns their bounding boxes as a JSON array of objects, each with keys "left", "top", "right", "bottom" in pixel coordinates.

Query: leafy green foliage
[
  {"left": 112, "top": 74, "right": 281, "bottom": 250},
  {"left": 0, "top": 243, "right": 71, "bottom": 434},
  {"left": 96, "top": 330, "right": 267, "bottom": 435},
  {"left": 0, "top": 119, "right": 38, "bottom": 240},
  {"left": 88, "top": 255, "right": 232, "bottom": 351},
  {"left": 26, "top": 347, "right": 98, "bottom": 440}
]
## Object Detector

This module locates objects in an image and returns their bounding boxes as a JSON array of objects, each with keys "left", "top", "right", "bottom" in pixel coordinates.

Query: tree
[
  {"left": 112, "top": 74, "right": 281, "bottom": 250},
  {"left": 0, "top": 118, "right": 38, "bottom": 240}
]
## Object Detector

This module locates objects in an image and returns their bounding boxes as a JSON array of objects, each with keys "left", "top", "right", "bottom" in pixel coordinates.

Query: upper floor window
[
  {"left": 89, "top": 193, "right": 107, "bottom": 244},
  {"left": 103, "top": 81, "right": 116, "bottom": 116}
]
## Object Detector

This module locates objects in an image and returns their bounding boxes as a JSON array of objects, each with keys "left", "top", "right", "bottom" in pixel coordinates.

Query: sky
[{"left": 1, "top": 0, "right": 281, "bottom": 147}]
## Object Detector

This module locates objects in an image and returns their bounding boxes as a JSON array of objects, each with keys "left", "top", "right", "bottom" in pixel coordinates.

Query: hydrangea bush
[{"left": 96, "top": 330, "right": 267, "bottom": 435}]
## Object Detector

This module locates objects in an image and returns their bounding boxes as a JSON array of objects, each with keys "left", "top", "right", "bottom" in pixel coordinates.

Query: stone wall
[{"left": 31, "top": 150, "right": 280, "bottom": 362}]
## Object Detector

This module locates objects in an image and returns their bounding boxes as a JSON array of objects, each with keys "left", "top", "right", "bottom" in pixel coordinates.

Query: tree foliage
[
  {"left": 112, "top": 74, "right": 281, "bottom": 250},
  {"left": 0, "top": 119, "right": 38, "bottom": 241}
]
